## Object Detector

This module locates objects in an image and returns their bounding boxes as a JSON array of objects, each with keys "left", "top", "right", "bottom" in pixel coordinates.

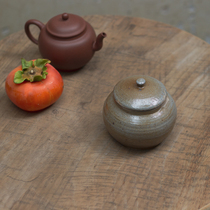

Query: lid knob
[
  {"left": 62, "top": 13, "right": 69, "bottom": 20},
  {"left": 136, "top": 78, "right": 146, "bottom": 87}
]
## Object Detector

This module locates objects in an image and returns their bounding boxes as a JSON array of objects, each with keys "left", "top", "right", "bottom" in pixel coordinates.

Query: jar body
[
  {"left": 38, "top": 22, "right": 96, "bottom": 71},
  {"left": 103, "top": 91, "right": 177, "bottom": 149}
]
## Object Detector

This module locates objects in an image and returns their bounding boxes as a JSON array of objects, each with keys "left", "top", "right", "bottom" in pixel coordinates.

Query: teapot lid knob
[
  {"left": 136, "top": 78, "right": 146, "bottom": 87},
  {"left": 62, "top": 13, "right": 69, "bottom": 20}
]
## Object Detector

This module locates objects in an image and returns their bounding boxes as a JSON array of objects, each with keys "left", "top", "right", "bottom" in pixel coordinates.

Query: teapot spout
[{"left": 93, "top": 32, "right": 107, "bottom": 51}]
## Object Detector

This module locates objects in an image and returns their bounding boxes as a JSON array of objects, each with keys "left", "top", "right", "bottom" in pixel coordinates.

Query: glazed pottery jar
[
  {"left": 25, "top": 13, "right": 106, "bottom": 71},
  {"left": 103, "top": 75, "right": 177, "bottom": 149}
]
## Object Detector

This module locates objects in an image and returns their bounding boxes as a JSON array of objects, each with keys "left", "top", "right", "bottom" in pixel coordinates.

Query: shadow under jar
[{"left": 103, "top": 75, "right": 177, "bottom": 149}]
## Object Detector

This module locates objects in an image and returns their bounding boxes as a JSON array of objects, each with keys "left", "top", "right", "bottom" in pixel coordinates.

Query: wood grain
[{"left": 0, "top": 15, "right": 209, "bottom": 210}]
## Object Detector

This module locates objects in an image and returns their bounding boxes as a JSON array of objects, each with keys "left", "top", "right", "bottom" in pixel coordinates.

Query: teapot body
[
  {"left": 38, "top": 22, "right": 96, "bottom": 71},
  {"left": 103, "top": 75, "right": 177, "bottom": 149},
  {"left": 25, "top": 13, "right": 106, "bottom": 71}
]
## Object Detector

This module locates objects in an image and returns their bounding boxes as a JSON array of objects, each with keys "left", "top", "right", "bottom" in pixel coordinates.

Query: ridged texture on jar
[{"left": 103, "top": 91, "right": 177, "bottom": 149}]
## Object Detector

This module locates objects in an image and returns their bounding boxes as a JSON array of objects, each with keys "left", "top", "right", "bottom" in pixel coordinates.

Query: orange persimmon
[{"left": 5, "top": 58, "right": 64, "bottom": 111}]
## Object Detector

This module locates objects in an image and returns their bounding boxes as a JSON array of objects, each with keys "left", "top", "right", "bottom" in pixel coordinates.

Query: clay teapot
[
  {"left": 103, "top": 75, "right": 177, "bottom": 149},
  {"left": 25, "top": 13, "right": 107, "bottom": 71}
]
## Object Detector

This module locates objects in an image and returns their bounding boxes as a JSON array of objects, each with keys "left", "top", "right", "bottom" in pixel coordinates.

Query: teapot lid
[
  {"left": 46, "top": 13, "right": 86, "bottom": 38},
  {"left": 113, "top": 75, "right": 167, "bottom": 111}
]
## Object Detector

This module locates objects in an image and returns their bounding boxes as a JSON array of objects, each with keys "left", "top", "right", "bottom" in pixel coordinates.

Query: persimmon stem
[{"left": 30, "top": 69, "right": 35, "bottom": 75}]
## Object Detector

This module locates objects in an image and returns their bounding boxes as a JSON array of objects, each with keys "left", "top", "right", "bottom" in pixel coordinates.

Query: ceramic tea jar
[
  {"left": 25, "top": 13, "right": 107, "bottom": 71},
  {"left": 103, "top": 75, "right": 177, "bottom": 149}
]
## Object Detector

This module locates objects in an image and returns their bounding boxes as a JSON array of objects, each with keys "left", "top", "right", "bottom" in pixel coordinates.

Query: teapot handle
[{"left": 25, "top": 19, "right": 44, "bottom": 45}]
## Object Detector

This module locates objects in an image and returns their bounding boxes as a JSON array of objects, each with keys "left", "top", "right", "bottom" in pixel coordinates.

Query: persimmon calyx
[{"left": 14, "top": 58, "right": 51, "bottom": 84}]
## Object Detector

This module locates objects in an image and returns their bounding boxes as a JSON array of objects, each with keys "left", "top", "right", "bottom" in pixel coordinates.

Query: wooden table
[{"left": 0, "top": 15, "right": 210, "bottom": 210}]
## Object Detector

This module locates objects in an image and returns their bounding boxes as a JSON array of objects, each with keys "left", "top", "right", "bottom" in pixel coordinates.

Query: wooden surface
[{"left": 0, "top": 15, "right": 209, "bottom": 210}]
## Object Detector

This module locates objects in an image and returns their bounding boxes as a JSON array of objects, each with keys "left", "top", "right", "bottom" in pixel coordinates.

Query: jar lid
[
  {"left": 46, "top": 13, "right": 86, "bottom": 38},
  {"left": 113, "top": 75, "right": 167, "bottom": 111}
]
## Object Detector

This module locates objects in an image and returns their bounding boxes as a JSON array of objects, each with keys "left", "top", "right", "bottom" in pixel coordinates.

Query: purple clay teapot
[{"left": 25, "top": 13, "right": 107, "bottom": 71}]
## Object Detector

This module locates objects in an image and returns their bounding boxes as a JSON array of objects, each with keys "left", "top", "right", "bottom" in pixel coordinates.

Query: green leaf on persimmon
[
  {"left": 35, "top": 59, "right": 51, "bottom": 69},
  {"left": 21, "top": 59, "right": 33, "bottom": 71},
  {"left": 14, "top": 71, "right": 27, "bottom": 84}
]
